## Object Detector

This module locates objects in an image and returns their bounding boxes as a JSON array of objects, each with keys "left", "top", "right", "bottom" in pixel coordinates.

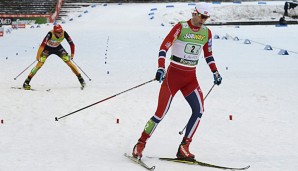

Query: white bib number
[{"left": 184, "top": 43, "right": 201, "bottom": 55}]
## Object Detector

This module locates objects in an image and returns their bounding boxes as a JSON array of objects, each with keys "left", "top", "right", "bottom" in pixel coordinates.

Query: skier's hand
[
  {"left": 70, "top": 53, "right": 74, "bottom": 60},
  {"left": 155, "top": 68, "right": 165, "bottom": 83},
  {"left": 213, "top": 71, "right": 222, "bottom": 85}
]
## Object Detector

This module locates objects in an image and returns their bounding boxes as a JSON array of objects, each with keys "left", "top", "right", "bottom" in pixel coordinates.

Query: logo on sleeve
[{"left": 208, "top": 39, "right": 212, "bottom": 52}]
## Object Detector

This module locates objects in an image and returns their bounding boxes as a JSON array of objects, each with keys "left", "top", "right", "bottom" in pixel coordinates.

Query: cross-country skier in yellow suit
[{"left": 22, "top": 24, "right": 85, "bottom": 90}]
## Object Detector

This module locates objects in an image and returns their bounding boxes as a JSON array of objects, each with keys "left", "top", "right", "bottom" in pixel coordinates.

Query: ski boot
[
  {"left": 176, "top": 138, "right": 195, "bottom": 161},
  {"left": 132, "top": 141, "right": 146, "bottom": 159},
  {"left": 22, "top": 78, "right": 31, "bottom": 90},
  {"left": 78, "top": 75, "right": 86, "bottom": 89}
]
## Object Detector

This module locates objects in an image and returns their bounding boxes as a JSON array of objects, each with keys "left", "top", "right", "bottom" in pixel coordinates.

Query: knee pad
[
  {"left": 61, "top": 54, "right": 70, "bottom": 62},
  {"left": 39, "top": 55, "right": 47, "bottom": 63}
]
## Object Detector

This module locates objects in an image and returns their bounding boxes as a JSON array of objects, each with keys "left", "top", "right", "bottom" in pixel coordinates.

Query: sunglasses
[{"left": 196, "top": 12, "right": 209, "bottom": 20}]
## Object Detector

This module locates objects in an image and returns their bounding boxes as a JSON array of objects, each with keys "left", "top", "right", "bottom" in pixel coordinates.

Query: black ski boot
[
  {"left": 78, "top": 75, "right": 86, "bottom": 89},
  {"left": 23, "top": 78, "right": 31, "bottom": 90}
]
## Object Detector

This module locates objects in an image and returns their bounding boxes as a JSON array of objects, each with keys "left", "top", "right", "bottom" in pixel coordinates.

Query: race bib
[{"left": 184, "top": 43, "right": 201, "bottom": 55}]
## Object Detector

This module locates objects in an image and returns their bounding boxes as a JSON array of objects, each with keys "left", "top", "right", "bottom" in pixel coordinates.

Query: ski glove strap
[
  {"left": 213, "top": 71, "right": 222, "bottom": 85},
  {"left": 155, "top": 68, "right": 165, "bottom": 83}
]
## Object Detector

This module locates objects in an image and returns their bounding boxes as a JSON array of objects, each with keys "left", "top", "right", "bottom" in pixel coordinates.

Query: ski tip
[
  {"left": 124, "top": 153, "right": 133, "bottom": 158},
  {"left": 125, "top": 153, "right": 156, "bottom": 170},
  {"left": 55, "top": 117, "right": 58, "bottom": 121},
  {"left": 244, "top": 165, "right": 250, "bottom": 169}
]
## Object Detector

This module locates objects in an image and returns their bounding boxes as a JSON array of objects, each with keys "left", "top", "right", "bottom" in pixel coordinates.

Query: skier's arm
[
  {"left": 203, "top": 29, "right": 218, "bottom": 73},
  {"left": 203, "top": 29, "right": 222, "bottom": 85},
  {"left": 158, "top": 23, "right": 182, "bottom": 69},
  {"left": 64, "top": 31, "right": 75, "bottom": 59},
  {"left": 36, "top": 32, "right": 51, "bottom": 61}
]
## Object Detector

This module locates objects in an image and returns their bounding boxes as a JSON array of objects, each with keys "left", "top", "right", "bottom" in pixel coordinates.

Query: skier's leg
[
  {"left": 133, "top": 77, "right": 178, "bottom": 158},
  {"left": 144, "top": 81, "right": 175, "bottom": 137},
  {"left": 59, "top": 49, "right": 85, "bottom": 86},
  {"left": 23, "top": 53, "right": 47, "bottom": 89},
  {"left": 184, "top": 86, "right": 204, "bottom": 140},
  {"left": 61, "top": 54, "right": 80, "bottom": 76},
  {"left": 176, "top": 86, "right": 204, "bottom": 159},
  {"left": 28, "top": 61, "right": 45, "bottom": 79}
]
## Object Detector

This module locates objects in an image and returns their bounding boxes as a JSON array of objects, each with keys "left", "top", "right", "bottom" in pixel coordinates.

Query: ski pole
[
  {"left": 71, "top": 59, "right": 92, "bottom": 81},
  {"left": 55, "top": 78, "right": 156, "bottom": 121},
  {"left": 13, "top": 60, "right": 36, "bottom": 80},
  {"left": 178, "top": 84, "right": 216, "bottom": 135}
]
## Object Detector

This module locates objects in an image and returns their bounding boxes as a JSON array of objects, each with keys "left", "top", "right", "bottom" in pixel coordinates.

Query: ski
[
  {"left": 149, "top": 157, "right": 249, "bottom": 170},
  {"left": 124, "top": 153, "right": 155, "bottom": 171},
  {"left": 11, "top": 87, "right": 51, "bottom": 92}
]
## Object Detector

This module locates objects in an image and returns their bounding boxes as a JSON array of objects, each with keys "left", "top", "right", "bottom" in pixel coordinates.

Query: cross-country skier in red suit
[{"left": 132, "top": 2, "right": 222, "bottom": 160}]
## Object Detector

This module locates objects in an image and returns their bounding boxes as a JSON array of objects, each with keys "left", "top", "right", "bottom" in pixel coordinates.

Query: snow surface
[{"left": 1, "top": 2, "right": 298, "bottom": 171}]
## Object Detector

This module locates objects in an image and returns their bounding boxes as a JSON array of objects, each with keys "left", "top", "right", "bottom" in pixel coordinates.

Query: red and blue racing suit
[{"left": 139, "top": 19, "right": 219, "bottom": 143}]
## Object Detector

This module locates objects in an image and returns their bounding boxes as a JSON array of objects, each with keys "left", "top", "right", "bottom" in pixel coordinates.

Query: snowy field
[{"left": 1, "top": 2, "right": 298, "bottom": 171}]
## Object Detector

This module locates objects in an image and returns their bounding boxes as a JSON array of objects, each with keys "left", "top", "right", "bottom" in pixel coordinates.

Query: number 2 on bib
[{"left": 184, "top": 43, "right": 201, "bottom": 55}]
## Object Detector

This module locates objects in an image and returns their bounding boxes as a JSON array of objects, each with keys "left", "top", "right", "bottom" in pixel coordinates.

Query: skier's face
[{"left": 192, "top": 10, "right": 209, "bottom": 27}]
